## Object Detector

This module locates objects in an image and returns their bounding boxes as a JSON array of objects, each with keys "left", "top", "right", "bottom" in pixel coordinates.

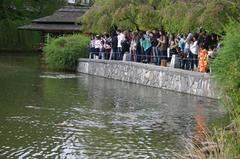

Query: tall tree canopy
[
  {"left": 0, "top": 0, "right": 65, "bottom": 50},
  {"left": 0, "top": 0, "right": 65, "bottom": 20},
  {"left": 80, "top": 0, "right": 240, "bottom": 34}
]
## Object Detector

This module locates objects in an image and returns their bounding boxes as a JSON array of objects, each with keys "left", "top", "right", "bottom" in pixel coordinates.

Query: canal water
[{"left": 0, "top": 54, "right": 225, "bottom": 158}]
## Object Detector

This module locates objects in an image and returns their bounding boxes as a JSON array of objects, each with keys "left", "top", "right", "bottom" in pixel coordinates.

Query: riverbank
[{"left": 77, "top": 58, "right": 218, "bottom": 99}]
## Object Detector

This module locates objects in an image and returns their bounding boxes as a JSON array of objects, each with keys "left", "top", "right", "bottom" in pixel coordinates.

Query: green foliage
[
  {"left": 0, "top": 19, "right": 41, "bottom": 50},
  {"left": 212, "top": 20, "right": 240, "bottom": 155},
  {"left": 212, "top": 20, "right": 240, "bottom": 114},
  {"left": 43, "top": 34, "right": 90, "bottom": 71},
  {"left": 80, "top": 0, "right": 240, "bottom": 34},
  {"left": 0, "top": 0, "right": 65, "bottom": 50},
  {"left": 1, "top": 0, "right": 65, "bottom": 20},
  {"left": 197, "top": 0, "right": 238, "bottom": 33},
  {"left": 161, "top": 2, "right": 189, "bottom": 33}
]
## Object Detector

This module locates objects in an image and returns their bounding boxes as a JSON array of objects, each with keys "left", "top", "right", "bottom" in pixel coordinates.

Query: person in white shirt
[
  {"left": 89, "top": 35, "right": 96, "bottom": 59},
  {"left": 94, "top": 35, "right": 102, "bottom": 59},
  {"left": 181, "top": 33, "right": 192, "bottom": 70},
  {"left": 117, "top": 30, "right": 125, "bottom": 60},
  {"left": 184, "top": 33, "right": 192, "bottom": 54},
  {"left": 189, "top": 35, "right": 199, "bottom": 71}
]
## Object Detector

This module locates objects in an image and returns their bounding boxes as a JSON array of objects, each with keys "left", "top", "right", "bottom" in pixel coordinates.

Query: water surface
[{"left": 0, "top": 54, "right": 225, "bottom": 158}]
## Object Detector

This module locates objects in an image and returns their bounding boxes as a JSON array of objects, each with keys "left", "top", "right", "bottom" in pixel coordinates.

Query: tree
[
  {"left": 80, "top": 0, "right": 240, "bottom": 34},
  {"left": 196, "top": 0, "right": 240, "bottom": 33},
  {"left": 0, "top": 0, "right": 65, "bottom": 50}
]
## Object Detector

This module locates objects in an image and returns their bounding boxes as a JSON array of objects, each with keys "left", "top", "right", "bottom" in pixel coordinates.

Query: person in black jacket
[
  {"left": 111, "top": 32, "right": 118, "bottom": 60},
  {"left": 121, "top": 31, "right": 130, "bottom": 57}
]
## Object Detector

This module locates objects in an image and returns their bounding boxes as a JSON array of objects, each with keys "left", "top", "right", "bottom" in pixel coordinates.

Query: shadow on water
[{"left": 0, "top": 54, "right": 226, "bottom": 158}]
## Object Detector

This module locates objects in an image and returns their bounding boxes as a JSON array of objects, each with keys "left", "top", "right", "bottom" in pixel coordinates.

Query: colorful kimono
[{"left": 198, "top": 49, "right": 208, "bottom": 73}]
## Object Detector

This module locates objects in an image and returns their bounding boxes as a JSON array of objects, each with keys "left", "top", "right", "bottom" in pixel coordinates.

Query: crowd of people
[{"left": 89, "top": 28, "right": 221, "bottom": 73}]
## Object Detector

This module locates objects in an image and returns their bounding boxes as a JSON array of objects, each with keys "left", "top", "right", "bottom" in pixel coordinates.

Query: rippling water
[{"left": 0, "top": 54, "right": 225, "bottom": 158}]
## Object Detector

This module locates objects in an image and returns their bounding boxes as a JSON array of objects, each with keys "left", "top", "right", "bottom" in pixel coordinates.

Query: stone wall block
[{"left": 77, "top": 59, "right": 218, "bottom": 99}]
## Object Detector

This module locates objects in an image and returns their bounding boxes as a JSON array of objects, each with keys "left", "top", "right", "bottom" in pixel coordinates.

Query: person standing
[
  {"left": 110, "top": 32, "right": 118, "bottom": 60},
  {"left": 190, "top": 34, "right": 199, "bottom": 71},
  {"left": 89, "top": 35, "right": 96, "bottom": 59},
  {"left": 100, "top": 40, "right": 106, "bottom": 60},
  {"left": 178, "top": 34, "right": 185, "bottom": 52},
  {"left": 197, "top": 29, "right": 207, "bottom": 49},
  {"left": 94, "top": 35, "right": 102, "bottom": 59},
  {"left": 198, "top": 44, "right": 208, "bottom": 73},
  {"left": 130, "top": 32, "right": 138, "bottom": 62},
  {"left": 104, "top": 34, "right": 112, "bottom": 60},
  {"left": 121, "top": 31, "right": 130, "bottom": 61},
  {"left": 182, "top": 33, "right": 192, "bottom": 70},
  {"left": 136, "top": 33, "right": 142, "bottom": 63},
  {"left": 140, "top": 31, "right": 152, "bottom": 64},
  {"left": 157, "top": 29, "right": 168, "bottom": 66},
  {"left": 151, "top": 29, "right": 160, "bottom": 65},
  {"left": 117, "top": 30, "right": 125, "bottom": 60}
]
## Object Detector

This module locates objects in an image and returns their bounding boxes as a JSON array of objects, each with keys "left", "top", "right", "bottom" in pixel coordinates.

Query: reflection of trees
[
  {"left": 0, "top": 55, "right": 47, "bottom": 153},
  {"left": 194, "top": 104, "right": 206, "bottom": 143},
  {"left": 0, "top": 55, "right": 42, "bottom": 117},
  {"left": 42, "top": 77, "right": 89, "bottom": 108}
]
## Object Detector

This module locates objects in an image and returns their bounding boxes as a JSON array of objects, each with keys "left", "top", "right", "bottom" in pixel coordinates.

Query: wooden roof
[
  {"left": 18, "top": 6, "right": 88, "bottom": 32},
  {"left": 32, "top": 7, "right": 88, "bottom": 23},
  {"left": 18, "top": 23, "right": 82, "bottom": 32}
]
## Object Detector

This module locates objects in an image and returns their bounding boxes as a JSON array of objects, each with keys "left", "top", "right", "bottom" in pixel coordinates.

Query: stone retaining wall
[{"left": 77, "top": 58, "right": 218, "bottom": 99}]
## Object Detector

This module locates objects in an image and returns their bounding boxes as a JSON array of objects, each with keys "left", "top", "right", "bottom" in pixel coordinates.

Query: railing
[{"left": 88, "top": 51, "right": 202, "bottom": 71}]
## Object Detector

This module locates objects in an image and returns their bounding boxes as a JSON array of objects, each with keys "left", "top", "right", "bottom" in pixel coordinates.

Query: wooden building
[{"left": 18, "top": 0, "right": 91, "bottom": 45}]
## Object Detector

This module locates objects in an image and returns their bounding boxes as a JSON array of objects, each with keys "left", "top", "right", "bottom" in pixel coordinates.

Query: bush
[
  {"left": 43, "top": 34, "right": 90, "bottom": 70},
  {"left": 212, "top": 21, "right": 240, "bottom": 114},
  {"left": 212, "top": 20, "right": 240, "bottom": 156}
]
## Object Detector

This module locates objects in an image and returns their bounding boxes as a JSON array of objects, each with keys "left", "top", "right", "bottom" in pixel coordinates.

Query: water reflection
[
  {"left": 194, "top": 103, "right": 207, "bottom": 143},
  {"left": 0, "top": 55, "right": 225, "bottom": 158}
]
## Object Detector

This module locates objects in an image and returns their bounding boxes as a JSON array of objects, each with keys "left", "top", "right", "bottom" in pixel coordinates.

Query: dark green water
[{"left": 0, "top": 54, "right": 225, "bottom": 158}]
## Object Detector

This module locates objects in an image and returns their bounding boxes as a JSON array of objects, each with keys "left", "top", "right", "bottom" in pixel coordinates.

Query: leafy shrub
[
  {"left": 212, "top": 21, "right": 240, "bottom": 114},
  {"left": 43, "top": 34, "right": 90, "bottom": 70},
  {"left": 212, "top": 20, "right": 240, "bottom": 155}
]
